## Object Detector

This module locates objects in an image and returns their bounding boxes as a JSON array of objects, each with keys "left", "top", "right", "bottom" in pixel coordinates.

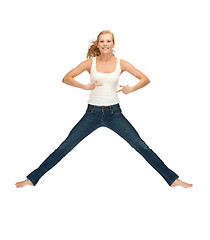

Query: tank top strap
[
  {"left": 90, "top": 57, "right": 96, "bottom": 73},
  {"left": 116, "top": 57, "right": 121, "bottom": 73}
]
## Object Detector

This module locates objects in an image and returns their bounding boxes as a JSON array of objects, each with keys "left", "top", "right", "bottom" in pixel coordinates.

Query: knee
[
  {"left": 132, "top": 142, "right": 150, "bottom": 155},
  {"left": 57, "top": 142, "right": 71, "bottom": 154},
  {"left": 57, "top": 139, "right": 78, "bottom": 155}
]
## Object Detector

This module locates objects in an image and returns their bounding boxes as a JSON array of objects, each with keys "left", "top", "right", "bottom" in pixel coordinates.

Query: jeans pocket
[
  {"left": 112, "top": 108, "right": 122, "bottom": 114},
  {"left": 86, "top": 108, "right": 94, "bottom": 113}
]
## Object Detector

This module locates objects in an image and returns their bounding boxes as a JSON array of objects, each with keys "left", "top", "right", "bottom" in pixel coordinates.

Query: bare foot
[
  {"left": 170, "top": 178, "right": 193, "bottom": 188},
  {"left": 15, "top": 179, "right": 34, "bottom": 188}
]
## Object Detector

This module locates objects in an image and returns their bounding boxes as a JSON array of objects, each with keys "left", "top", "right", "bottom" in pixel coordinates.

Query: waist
[{"left": 87, "top": 103, "right": 121, "bottom": 112}]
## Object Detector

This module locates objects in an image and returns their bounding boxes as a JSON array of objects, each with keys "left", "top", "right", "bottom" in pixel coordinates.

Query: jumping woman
[{"left": 15, "top": 30, "right": 193, "bottom": 188}]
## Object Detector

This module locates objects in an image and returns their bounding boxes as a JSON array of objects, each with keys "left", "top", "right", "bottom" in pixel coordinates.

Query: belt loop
[
  {"left": 91, "top": 105, "right": 95, "bottom": 113},
  {"left": 110, "top": 105, "right": 114, "bottom": 113}
]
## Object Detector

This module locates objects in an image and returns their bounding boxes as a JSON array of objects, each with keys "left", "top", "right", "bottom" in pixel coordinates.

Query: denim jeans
[{"left": 27, "top": 103, "right": 179, "bottom": 186}]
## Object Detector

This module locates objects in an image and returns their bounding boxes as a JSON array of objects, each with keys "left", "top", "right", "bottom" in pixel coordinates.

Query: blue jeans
[{"left": 27, "top": 103, "right": 179, "bottom": 186}]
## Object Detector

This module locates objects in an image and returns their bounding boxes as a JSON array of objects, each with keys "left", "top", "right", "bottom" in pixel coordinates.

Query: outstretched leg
[
  {"left": 106, "top": 111, "right": 192, "bottom": 187},
  {"left": 16, "top": 112, "right": 101, "bottom": 187}
]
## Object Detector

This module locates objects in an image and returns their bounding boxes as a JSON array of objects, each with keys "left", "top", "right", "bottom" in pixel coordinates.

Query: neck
[{"left": 97, "top": 53, "right": 114, "bottom": 62}]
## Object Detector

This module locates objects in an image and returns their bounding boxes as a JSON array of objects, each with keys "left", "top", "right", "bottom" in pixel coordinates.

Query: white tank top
[{"left": 87, "top": 56, "right": 121, "bottom": 106}]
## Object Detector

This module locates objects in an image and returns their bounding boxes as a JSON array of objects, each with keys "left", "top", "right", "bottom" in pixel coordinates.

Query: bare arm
[
  {"left": 117, "top": 60, "right": 150, "bottom": 94},
  {"left": 62, "top": 59, "right": 90, "bottom": 90}
]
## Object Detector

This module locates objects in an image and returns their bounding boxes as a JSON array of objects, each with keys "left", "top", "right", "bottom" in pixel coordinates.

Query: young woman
[{"left": 15, "top": 30, "right": 193, "bottom": 188}]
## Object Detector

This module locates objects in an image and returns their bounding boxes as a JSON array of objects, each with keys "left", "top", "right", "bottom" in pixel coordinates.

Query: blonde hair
[{"left": 86, "top": 30, "right": 115, "bottom": 59}]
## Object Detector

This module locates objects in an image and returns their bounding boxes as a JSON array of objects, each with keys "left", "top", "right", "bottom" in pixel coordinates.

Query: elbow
[
  {"left": 62, "top": 75, "right": 73, "bottom": 84},
  {"left": 62, "top": 77, "right": 67, "bottom": 83},
  {"left": 144, "top": 77, "right": 150, "bottom": 84}
]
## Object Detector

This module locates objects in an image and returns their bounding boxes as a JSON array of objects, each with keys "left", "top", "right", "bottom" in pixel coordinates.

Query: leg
[
  {"left": 16, "top": 112, "right": 101, "bottom": 187},
  {"left": 106, "top": 111, "right": 179, "bottom": 186}
]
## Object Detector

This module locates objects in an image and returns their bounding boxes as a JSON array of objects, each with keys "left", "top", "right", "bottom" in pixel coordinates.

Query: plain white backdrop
[{"left": 1, "top": 0, "right": 209, "bottom": 239}]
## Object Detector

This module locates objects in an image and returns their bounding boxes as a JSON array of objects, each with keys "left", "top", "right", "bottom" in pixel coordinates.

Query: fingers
[
  {"left": 93, "top": 80, "right": 102, "bottom": 86},
  {"left": 117, "top": 85, "right": 124, "bottom": 93},
  {"left": 117, "top": 85, "right": 129, "bottom": 93},
  {"left": 116, "top": 88, "right": 122, "bottom": 93}
]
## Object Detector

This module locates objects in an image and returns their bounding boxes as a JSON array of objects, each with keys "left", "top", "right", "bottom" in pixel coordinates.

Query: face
[{"left": 97, "top": 33, "right": 115, "bottom": 54}]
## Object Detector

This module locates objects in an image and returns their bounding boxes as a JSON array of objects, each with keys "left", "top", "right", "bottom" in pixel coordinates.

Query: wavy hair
[{"left": 86, "top": 30, "right": 115, "bottom": 59}]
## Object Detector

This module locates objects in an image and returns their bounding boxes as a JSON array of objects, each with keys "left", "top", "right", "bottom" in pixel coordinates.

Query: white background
[{"left": 1, "top": 0, "right": 210, "bottom": 239}]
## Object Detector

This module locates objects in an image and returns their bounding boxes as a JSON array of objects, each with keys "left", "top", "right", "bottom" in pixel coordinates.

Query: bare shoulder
[
  {"left": 120, "top": 59, "right": 149, "bottom": 79},
  {"left": 120, "top": 59, "right": 134, "bottom": 72},
  {"left": 63, "top": 58, "right": 92, "bottom": 79},
  {"left": 78, "top": 58, "right": 92, "bottom": 73},
  {"left": 74, "top": 58, "right": 92, "bottom": 75}
]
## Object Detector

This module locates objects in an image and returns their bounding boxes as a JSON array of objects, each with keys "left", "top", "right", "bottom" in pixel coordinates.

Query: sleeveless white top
[{"left": 87, "top": 56, "right": 121, "bottom": 106}]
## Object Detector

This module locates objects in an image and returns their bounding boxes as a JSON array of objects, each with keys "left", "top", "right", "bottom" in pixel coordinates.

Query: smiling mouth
[{"left": 102, "top": 47, "right": 109, "bottom": 50}]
